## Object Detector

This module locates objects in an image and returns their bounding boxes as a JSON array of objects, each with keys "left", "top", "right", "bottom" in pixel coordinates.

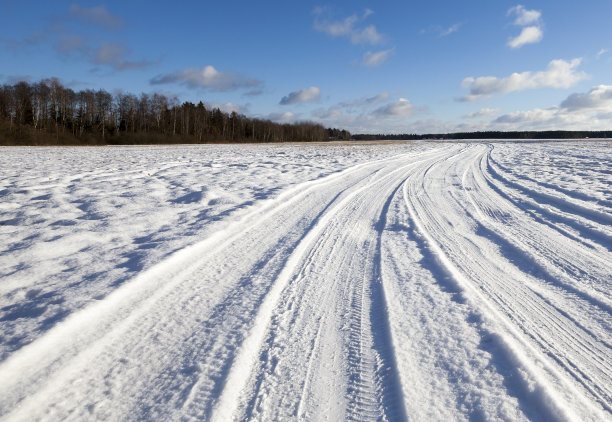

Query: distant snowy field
[{"left": 0, "top": 141, "right": 610, "bottom": 421}]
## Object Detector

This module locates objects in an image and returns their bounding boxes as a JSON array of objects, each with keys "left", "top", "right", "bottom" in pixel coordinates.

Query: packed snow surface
[{"left": 0, "top": 141, "right": 610, "bottom": 421}]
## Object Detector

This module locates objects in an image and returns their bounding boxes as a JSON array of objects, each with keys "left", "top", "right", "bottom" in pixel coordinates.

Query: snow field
[{"left": 0, "top": 141, "right": 610, "bottom": 421}]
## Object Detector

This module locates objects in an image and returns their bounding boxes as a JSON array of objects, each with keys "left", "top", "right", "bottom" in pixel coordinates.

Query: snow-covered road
[{"left": 0, "top": 142, "right": 610, "bottom": 421}]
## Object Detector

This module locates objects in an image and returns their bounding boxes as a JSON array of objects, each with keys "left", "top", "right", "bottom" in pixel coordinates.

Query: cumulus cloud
[
  {"left": 373, "top": 98, "right": 416, "bottom": 118},
  {"left": 459, "top": 58, "right": 586, "bottom": 101},
  {"left": 69, "top": 4, "right": 123, "bottom": 29},
  {"left": 507, "top": 5, "right": 541, "bottom": 26},
  {"left": 560, "top": 85, "right": 612, "bottom": 111},
  {"left": 279, "top": 86, "right": 321, "bottom": 105},
  {"left": 313, "top": 9, "right": 383, "bottom": 45},
  {"left": 151, "top": 66, "right": 261, "bottom": 91},
  {"left": 507, "top": 5, "right": 543, "bottom": 49},
  {"left": 462, "top": 108, "right": 501, "bottom": 119},
  {"left": 490, "top": 86, "right": 612, "bottom": 130},
  {"left": 361, "top": 49, "right": 393, "bottom": 67},
  {"left": 508, "top": 26, "right": 543, "bottom": 49}
]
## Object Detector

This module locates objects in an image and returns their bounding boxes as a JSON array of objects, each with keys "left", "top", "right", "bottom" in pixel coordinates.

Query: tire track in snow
[
  {"left": 484, "top": 151, "right": 612, "bottom": 253},
  {"left": 488, "top": 146, "right": 612, "bottom": 209},
  {"left": 461, "top": 146, "right": 612, "bottom": 412},
  {"left": 0, "top": 154, "right": 411, "bottom": 420},
  {"left": 400, "top": 144, "right": 609, "bottom": 421},
  {"left": 486, "top": 150, "right": 612, "bottom": 230},
  {"left": 474, "top": 147, "right": 612, "bottom": 321},
  {"left": 209, "top": 149, "right": 455, "bottom": 421}
]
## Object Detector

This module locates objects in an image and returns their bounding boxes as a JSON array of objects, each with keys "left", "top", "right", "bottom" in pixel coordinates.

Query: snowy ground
[{"left": 0, "top": 141, "right": 610, "bottom": 421}]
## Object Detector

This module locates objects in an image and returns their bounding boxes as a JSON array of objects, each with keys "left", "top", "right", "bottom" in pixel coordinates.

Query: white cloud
[
  {"left": 508, "top": 26, "right": 543, "bottom": 49},
  {"left": 490, "top": 86, "right": 612, "bottom": 130},
  {"left": 596, "top": 48, "right": 609, "bottom": 59},
  {"left": 280, "top": 86, "right": 321, "bottom": 105},
  {"left": 507, "top": 5, "right": 541, "bottom": 26},
  {"left": 490, "top": 106, "right": 609, "bottom": 130},
  {"left": 560, "top": 85, "right": 612, "bottom": 111},
  {"left": 459, "top": 58, "right": 586, "bottom": 101},
  {"left": 361, "top": 49, "right": 393, "bottom": 67},
  {"left": 462, "top": 108, "right": 501, "bottom": 119},
  {"left": 150, "top": 66, "right": 261, "bottom": 91},
  {"left": 314, "top": 10, "right": 383, "bottom": 45},
  {"left": 373, "top": 98, "right": 416, "bottom": 118},
  {"left": 507, "top": 5, "right": 543, "bottom": 49}
]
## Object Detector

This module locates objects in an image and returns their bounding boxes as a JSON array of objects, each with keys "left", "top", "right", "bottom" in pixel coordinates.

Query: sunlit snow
[{"left": 0, "top": 141, "right": 610, "bottom": 421}]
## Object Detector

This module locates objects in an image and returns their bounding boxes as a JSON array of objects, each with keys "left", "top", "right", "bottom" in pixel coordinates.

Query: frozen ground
[{"left": 0, "top": 141, "right": 610, "bottom": 421}]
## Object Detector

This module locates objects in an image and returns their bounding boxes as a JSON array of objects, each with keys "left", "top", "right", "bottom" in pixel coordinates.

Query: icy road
[{"left": 0, "top": 142, "right": 610, "bottom": 421}]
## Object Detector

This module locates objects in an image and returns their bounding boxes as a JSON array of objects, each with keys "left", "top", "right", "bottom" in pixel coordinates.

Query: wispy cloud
[
  {"left": 462, "top": 108, "right": 501, "bottom": 119},
  {"left": 420, "top": 23, "right": 462, "bottom": 38},
  {"left": 68, "top": 4, "right": 124, "bottom": 30},
  {"left": 151, "top": 66, "right": 261, "bottom": 91},
  {"left": 440, "top": 23, "right": 461, "bottom": 37},
  {"left": 313, "top": 9, "right": 383, "bottom": 45},
  {"left": 54, "top": 36, "right": 153, "bottom": 72},
  {"left": 279, "top": 86, "right": 321, "bottom": 105},
  {"left": 93, "top": 43, "right": 153, "bottom": 71},
  {"left": 361, "top": 49, "right": 393, "bottom": 67},
  {"left": 56, "top": 35, "right": 87, "bottom": 54},
  {"left": 596, "top": 48, "right": 609, "bottom": 59},
  {"left": 265, "top": 111, "right": 297, "bottom": 123},
  {"left": 507, "top": 5, "right": 543, "bottom": 49},
  {"left": 0, "top": 31, "right": 47, "bottom": 52},
  {"left": 459, "top": 58, "right": 586, "bottom": 102},
  {"left": 312, "top": 107, "right": 342, "bottom": 119},
  {"left": 243, "top": 88, "right": 264, "bottom": 97},
  {"left": 339, "top": 92, "right": 390, "bottom": 108}
]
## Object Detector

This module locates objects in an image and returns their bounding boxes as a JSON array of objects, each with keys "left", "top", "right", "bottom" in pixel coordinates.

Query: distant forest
[
  {"left": 353, "top": 131, "right": 611, "bottom": 141},
  {"left": 0, "top": 78, "right": 351, "bottom": 145}
]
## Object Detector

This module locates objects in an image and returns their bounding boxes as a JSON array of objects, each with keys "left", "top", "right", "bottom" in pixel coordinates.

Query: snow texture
[{"left": 0, "top": 141, "right": 610, "bottom": 421}]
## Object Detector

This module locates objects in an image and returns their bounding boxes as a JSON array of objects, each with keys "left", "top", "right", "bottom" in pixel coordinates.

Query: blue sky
[{"left": 1, "top": 1, "right": 611, "bottom": 133}]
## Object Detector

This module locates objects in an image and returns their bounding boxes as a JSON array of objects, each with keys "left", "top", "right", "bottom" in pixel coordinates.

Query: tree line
[
  {"left": 0, "top": 78, "right": 350, "bottom": 145},
  {"left": 352, "top": 131, "right": 611, "bottom": 141}
]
